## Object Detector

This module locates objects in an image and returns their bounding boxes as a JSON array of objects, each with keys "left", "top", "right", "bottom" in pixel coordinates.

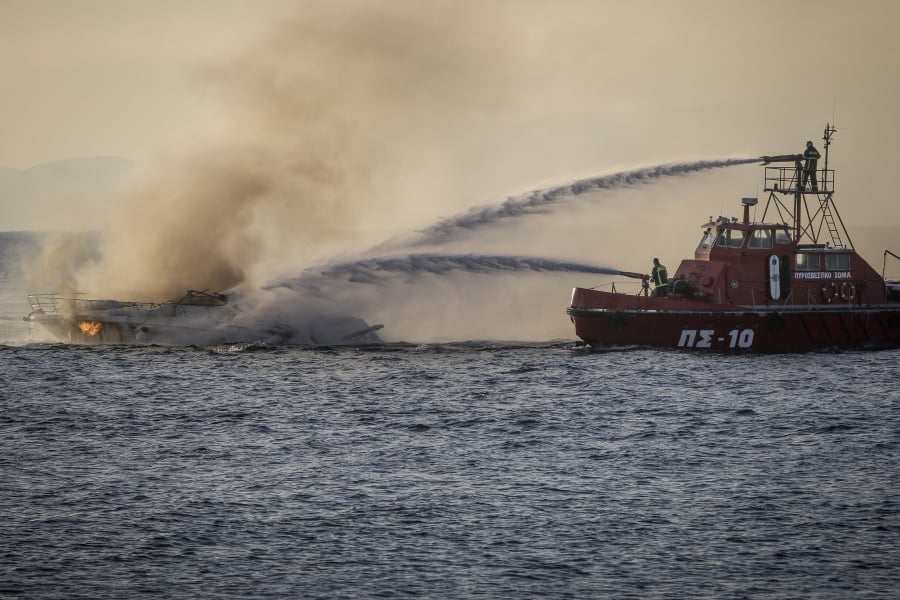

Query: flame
[{"left": 78, "top": 321, "right": 103, "bottom": 336}]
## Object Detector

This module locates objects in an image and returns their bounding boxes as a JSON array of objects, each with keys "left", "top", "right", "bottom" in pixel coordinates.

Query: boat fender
[
  {"left": 768, "top": 255, "right": 781, "bottom": 300},
  {"left": 822, "top": 283, "right": 838, "bottom": 303},
  {"left": 609, "top": 311, "right": 628, "bottom": 330},
  {"left": 839, "top": 282, "right": 856, "bottom": 302}
]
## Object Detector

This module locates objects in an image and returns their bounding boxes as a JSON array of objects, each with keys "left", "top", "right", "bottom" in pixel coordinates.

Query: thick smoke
[
  {"left": 26, "top": 2, "right": 763, "bottom": 343},
  {"left": 62, "top": 1, "right": 525, "bottom": 301}
]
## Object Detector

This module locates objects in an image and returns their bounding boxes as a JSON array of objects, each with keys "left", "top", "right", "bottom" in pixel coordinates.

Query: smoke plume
[
  {"left": 57, "top": 1, "right": 529, "bottom": 301},
  {"left": 25, "top": 2, "right": 767, "bottom": 343}
]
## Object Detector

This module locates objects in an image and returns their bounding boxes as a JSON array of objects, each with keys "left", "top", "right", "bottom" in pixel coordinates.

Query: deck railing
[
  {"left": 763, "top": 166, "right": 834, "bottom": 194},
  {"left": 26, "top": 294, "right": 158, "bottom": 315}
]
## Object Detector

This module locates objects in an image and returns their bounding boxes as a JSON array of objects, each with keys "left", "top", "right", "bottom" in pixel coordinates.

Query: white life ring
[{"left": 840, "top": 282, "right": 856, "bottom": 302}]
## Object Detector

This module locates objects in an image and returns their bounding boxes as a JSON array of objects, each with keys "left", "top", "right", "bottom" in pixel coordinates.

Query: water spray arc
[
  {"left": 377, "top": 158, "right": 757, "bottom": 251},
  {"left": 25, "top": 155, "right": 759, "bottom": 345},
  {"left": 267, "top": 254, "right": 622, "bottom": 291},
  {"left": 263, "top": 157, "right": 760, "bottom": 327}
]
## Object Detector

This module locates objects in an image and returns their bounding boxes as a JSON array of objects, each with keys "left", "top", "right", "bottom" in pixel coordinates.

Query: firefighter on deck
[
  {"left": 651, "top": 258, "right": 668, "bottom": 297},
  {"left": 802, "top": 140, "right": 821, "bottom": 191}
]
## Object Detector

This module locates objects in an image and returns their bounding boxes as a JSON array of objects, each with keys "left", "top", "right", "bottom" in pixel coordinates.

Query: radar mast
[{"left": 759, "top": 123, "right": 852, "bottom": 249}]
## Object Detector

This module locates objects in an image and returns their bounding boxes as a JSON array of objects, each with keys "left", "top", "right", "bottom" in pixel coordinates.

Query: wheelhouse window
[
  {"left": 715, "top": 228, "right": 746, "bottom": 248},
  {"left": 825, "top": 253, "right": 851, "bottom": 270},
  {"left": 697, "top": 229, "right": 716, "bottom": 250},
  {"left": 748, "top": 229, "right": 773, "bottom": 249},
  {"left": 796, "top": 253, "right": 819, "bottom": 271},
  {"left": 775, "top": 229, "right": 791, "bottom": 244}
]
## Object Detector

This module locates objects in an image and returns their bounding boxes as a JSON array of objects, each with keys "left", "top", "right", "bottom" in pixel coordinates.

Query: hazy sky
[
  {"left": 2, "top": 0, "right": 899, "bottom": 301},
  {"left": 1, "top": 0, "right": 294, "bottom": 167},
  {"left": 3, "top": 0, "right": 898, "bottom": 165}
]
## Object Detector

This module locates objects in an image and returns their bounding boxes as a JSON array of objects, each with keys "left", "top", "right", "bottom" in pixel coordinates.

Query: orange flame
[{"left": 78, "top": 321, "right": 103, "bottom": 336}]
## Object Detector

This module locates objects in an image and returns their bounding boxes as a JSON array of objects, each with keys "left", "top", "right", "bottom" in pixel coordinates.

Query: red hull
[{"left": 568, "top": 289, "right": 900, "bottom": 352}]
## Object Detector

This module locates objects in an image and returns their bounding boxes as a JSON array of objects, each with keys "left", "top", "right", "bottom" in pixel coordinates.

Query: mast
[
  {"left": 759, "top": 123, "right": 850, "bottom": 249},
  {"left": 793, "top": 155, "right": 802, "bottom": 241},
  {"left": 822, "top": 121, "right": 835, "bottom": 175}
]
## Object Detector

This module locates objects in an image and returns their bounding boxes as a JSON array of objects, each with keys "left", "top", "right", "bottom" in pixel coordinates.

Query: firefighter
[
  {"left": 651, "top": 258, "right": 669, "bottom": 297},
  {"left": 802, "top": 140, "right": 821, "bottom": 191}
]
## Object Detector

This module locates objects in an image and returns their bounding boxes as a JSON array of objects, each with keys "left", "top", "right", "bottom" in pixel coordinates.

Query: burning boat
[
  {"left": 567, "top": 125, "right": 900, "bottom": 351},
  {"left": 24, "top": 289, "right": 383, "bottom": 346}
]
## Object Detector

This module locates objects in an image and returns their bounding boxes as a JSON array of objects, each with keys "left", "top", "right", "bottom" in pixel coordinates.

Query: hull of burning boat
[
  {"left": 27, "top": 310, "right": 239, "bottom": 345},
  {"left": 24, "top": 293, "right": 383, "bottom": 346},
  {"left": 26, "top": 310, "right": 383, "bottom": 346},
  {"left": 568, "top": 291, "right": 900, "bottom": 352}
]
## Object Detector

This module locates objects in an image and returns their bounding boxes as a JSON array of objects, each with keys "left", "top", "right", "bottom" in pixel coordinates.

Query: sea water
[{"left": 2, "top": 233, "right": 899, "bottom": 599}]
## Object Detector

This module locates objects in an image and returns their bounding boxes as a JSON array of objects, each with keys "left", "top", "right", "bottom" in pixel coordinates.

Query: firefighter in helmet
[
  {"left": 651, "top": 258, "right": 669, "bottom": 297},
  {"left": 802, "top": 140, "right": 821, "bottom": 191}
]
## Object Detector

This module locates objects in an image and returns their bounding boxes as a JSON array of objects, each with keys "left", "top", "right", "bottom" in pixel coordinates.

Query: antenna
[
  {"left": 823, "top": 122, "right": 836, "bottom": 175},
  {"left": 832, "top": 93, "right": 836, "bottom": 127},
  {"left": 826, "top": 94, "right": 838, "bottom": 174},
  {"left": 755, "top": 185, "right": 759, "bottom": 221}
]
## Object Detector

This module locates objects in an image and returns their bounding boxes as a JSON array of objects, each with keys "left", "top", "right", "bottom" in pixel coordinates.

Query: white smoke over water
[
  {"left": 247, "top": 160, "right": 754, "bottom": 344},
  {"left": 23, "top": 2, "right": 766, "bottom": 344}
]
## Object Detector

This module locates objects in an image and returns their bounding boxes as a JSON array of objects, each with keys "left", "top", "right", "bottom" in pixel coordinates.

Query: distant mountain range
[{"left": 0, "top": 156, "right": 135, "bottom": 231}]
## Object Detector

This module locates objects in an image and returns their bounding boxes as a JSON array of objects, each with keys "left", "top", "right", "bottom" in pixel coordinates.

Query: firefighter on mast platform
[{"left": 802, "top": 140, "right": 821, "bottom": 191}]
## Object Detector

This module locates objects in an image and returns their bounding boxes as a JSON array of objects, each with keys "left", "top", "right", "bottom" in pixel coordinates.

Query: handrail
[
  {"left": 26, "top": 293, "right": 159, "bottom": 315},
  {"left": 764, "top": 166, "right": 834, "bottom": 194},
  {"left": 884, "top": 250, "right": 900, "bottom": 302}
]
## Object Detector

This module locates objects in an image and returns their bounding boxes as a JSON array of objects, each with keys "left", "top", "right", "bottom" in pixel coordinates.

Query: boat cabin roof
[
  {"left": 701, "top": 216, "right": 791, "bottom": 233},
  {"left": 696, "top": 218, "right": 856, "bottom": 258}
]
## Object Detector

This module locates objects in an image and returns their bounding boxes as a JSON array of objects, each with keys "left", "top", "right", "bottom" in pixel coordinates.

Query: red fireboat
[{"left": 567, "top": 124, "right": 900, "bottom": 351}]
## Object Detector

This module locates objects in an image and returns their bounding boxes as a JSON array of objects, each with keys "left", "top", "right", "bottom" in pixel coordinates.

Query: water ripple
[{"left": 1, "top": 344, "right": 898, "bottom": 598}]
